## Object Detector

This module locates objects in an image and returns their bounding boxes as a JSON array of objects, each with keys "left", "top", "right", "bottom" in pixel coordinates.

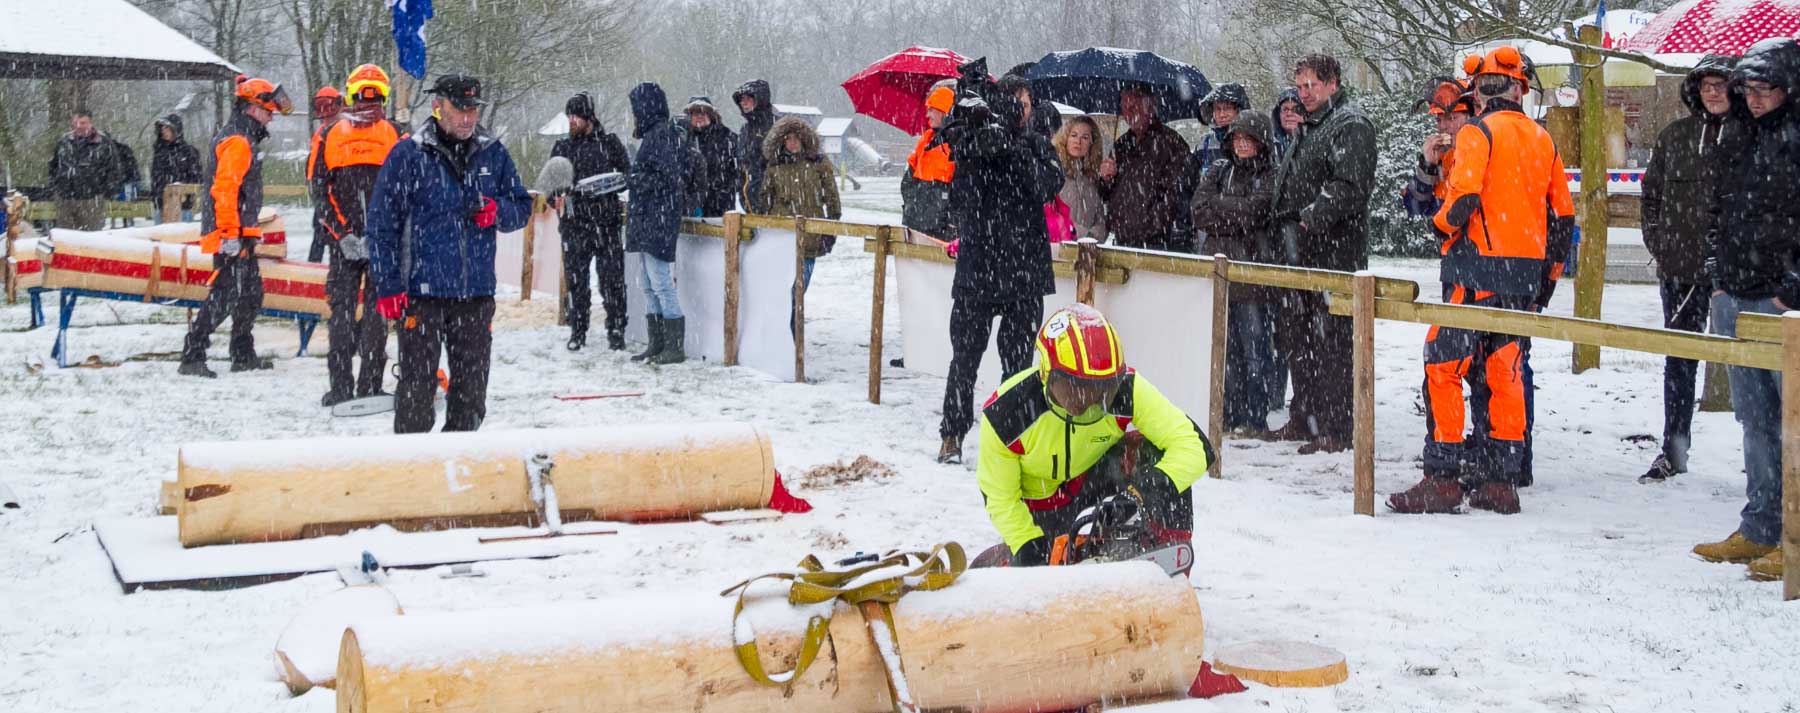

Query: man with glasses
[
  {"left": 974, "top": 304, "right": 1215, "bottom": 568},
  {"left": 178, "top": 76, "right": 293, "bottom": 378},
  {"left": 367, "top": 74, "right": 532, "bottom": 433},
  {"left": 1692, "top": 38, "right": 1800, "bottom": 580},
  {"left": 1637, "top": 55, "right": 1737, "bottom": 484}
]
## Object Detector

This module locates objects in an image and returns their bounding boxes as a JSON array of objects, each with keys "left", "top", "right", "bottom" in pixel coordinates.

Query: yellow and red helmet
[
  {"left": 236, "top": 76, "right": 294, "bottom": 115},
  {"left": 346, "top": 64, "right": 391, "bottom": 104},
  {"left": 1036, "top": 303, "right": 1126, "bottom": 386}
]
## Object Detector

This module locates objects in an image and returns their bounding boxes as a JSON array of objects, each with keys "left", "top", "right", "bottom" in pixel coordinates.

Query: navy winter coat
[
  {"left": 626, "top": 83, "right": 685, "bottom": 262},
  {"left": 367, "top": 118, "right": 531, "bottom": 300}
]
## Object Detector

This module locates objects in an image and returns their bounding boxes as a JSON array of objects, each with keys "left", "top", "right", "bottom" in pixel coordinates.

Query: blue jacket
[
  {"left": 626, "top": 83, "right": 686, "bottom": 262},
  {"left": 367, "top": 119, "right": 531, "bottom": 300}
]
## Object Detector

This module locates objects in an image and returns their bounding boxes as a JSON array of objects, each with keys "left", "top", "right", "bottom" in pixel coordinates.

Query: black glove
[{"left": 1012, "top": 536, "right": 1052, "bottom": 567}]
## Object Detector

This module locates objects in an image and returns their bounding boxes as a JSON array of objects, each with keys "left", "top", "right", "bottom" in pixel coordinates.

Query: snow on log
[
  {"left": 276, "top": 585, "right": 403, "bottom": 694},
  {"left": 177, "top": 423, "right": 778, "bottom": 547},
  {"left": 335, "top": 561, "right": 1204, "bottom": 713},
  {"left": 48, "top": 207, "right": 288, "bottom": 258},
  {"left": 40, "top": 231, "right": 327, "bottom": 316}
]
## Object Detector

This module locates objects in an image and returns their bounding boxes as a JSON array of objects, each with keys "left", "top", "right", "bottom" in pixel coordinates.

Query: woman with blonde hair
[{"left": 1051, "top": 115, "right": 1107, "bottom": 242}]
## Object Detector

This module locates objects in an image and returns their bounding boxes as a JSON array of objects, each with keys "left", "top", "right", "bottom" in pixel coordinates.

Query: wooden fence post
[
  {"left": 868, "top": 226, "right": 891, "bottom": 405},
  {"left": 1208, "top": 255, "right": 1230, "bottom": 479},
  {"left": 1075, "top": 238, "right": 1099, "bottom": 306},
  {"left": 1352, "top": 272, "right": 1377, "bottom": 516},
  {"left": 1572, "top": 24, "right": 1610, "bottom": 373},
  {"left": 1700, "top": 362, "right": 1733, "bottom": 412},
  {"left": 521, "top": 193, "right": 545, "bottom": 302},
  {"left": 793, "top": 217, "right": 807, "bottom": 384},
  {"left": 723, "top": 212, "right": 743, "bottom": 367},
  {"left": 1782, "top": 313, "right": 1799, "bottom": 600},
  {"left": 160, "top": 184, "right": 182, "bottom": 224}
]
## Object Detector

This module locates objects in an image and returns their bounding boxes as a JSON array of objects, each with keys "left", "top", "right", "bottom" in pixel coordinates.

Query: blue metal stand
[{"left": 47, "top": 288, "right": 320, "bottom": 368}]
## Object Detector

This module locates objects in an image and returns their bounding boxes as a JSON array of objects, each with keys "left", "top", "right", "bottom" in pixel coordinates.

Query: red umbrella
[
  {"left": 842, "top": 46, "right": 973, "bottom": 135},
  {"left": 1622, "top": 0, "right": 1800, "bottom": 55}
]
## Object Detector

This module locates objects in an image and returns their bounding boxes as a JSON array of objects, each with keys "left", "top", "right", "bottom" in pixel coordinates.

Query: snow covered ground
[{"left": 2, "top": 179, "right": 1796, "bottom": 712}]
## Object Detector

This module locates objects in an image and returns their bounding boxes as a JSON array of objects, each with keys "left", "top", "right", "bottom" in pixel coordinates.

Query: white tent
[{"left": 0, "top": 0, "right": 239, "bottom": 80}]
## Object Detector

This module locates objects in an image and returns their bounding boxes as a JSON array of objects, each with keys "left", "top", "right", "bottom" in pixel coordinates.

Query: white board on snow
[
  {"left": 893, "top": 251, "right": 1213, "bottom": 424},
  {"left": 94, "top": 517, "right": 619, "bottom": 592},
  {"left": 625, "top": 225, "right": 798, "bottom": 380}
]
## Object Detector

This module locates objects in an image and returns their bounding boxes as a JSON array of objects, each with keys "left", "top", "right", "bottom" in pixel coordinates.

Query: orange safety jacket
[
  {"left": 908, "top": 129, "right": 955, "bottom": 184},
  {"left": 1433, "top": 99, "right": 1575, "bottom": 297},
  {"left": 317, "top": 117, "right": 401, "bottom": 240},
  {"left": 199, "top": 112, "right": 266, "bottom": 254}
]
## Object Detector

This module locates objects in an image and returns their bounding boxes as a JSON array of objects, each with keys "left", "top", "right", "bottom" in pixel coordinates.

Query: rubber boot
[
  {"left": 630, "top": 315, "right": 664, "bottom": 362},
  {"left": 652, "top": 316, "right": 687, "bottom": 365}
]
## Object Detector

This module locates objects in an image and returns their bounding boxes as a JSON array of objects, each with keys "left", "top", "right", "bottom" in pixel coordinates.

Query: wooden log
[
  {"left": 723, "top": 212, "right": 744, "bottom": 367},
  {"left": 868, "top": 226, "right": 891, "bottom": 405},
  {"left": 160, "top": 184, "right": 183, "bottom": 224},
  {"left": 1208, "top": 255, "right": 1229, "bottom": 479},
  {"left": 335, "top": 562, "right": 1204, "bottom": 713},
  {"left": 176, "top": 423, "right": 779, "bottom": 547},
  {"left": 1784, "top": 314, "right": 1800, "bottom": 600},
  {"left": 1351, "top": 273, "right": 1376, "bottom": 517},
  {"left": 1212, "top": 640, "right": 1347, "bottom": 688},
  {"left": 1573, "top": 24, "right": 1610, "bottom": 373}
]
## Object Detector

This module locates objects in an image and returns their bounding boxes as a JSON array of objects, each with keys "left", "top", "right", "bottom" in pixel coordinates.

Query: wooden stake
[
  {"left": 1352, "top": 272, "right": 1376, "bottom": 516},
  {"left": 793, "top": 218, "right": 807, "bottom": 384},
  {"left": 1782, "top": 313, "right": 1799, "bottom": 600},
  {"left": 1208, "top": 254, "right": 1229, "bottom": 479},
  {"left": 521, "top": 193, "right": 545, "bottom": 302},
  {"left": 160, "top": 184, "right": 182, "bottom": 224},
  {"left": 1572, "top": 24, "right": 1610, "bottom": 373},
  {"left": 1075, "top": 238, "right": 1099, "bottom": 305},
  {"left": 869, "top": 226, "right": 891, "bottom": 405},
  {"left": 723, "top": 213, "right": 743, "bottom": 367},
  {"left": 1700, "top": 361, "right": 1733, "bottom": 412}
]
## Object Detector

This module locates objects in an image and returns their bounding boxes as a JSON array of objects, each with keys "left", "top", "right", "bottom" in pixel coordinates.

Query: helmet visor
[
  {"left": 1047, "top": 370, "right": 1125, "bottom": 424},
  {"left": 256, "top": 84, "right": 296, "bottom": 115}
]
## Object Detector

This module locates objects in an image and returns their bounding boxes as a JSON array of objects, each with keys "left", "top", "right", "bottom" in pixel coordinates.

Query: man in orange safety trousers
[{"left": 1388, "top": 46, "right": 1574, "bottom": 515}]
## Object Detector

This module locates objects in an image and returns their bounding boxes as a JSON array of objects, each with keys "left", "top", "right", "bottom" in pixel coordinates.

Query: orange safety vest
[
  {"left": 323, "top": 119, "right": 400, "bottom": 172},
  {"left": 1433, "top": 105, "right": 1575, "bottom": 295},
  {"left": 908, "top": 129, "right": 954, "bottom": 184}
]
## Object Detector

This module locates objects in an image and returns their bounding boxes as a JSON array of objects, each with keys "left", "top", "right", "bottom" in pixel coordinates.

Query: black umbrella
[{"left": 1023, "top": 47, "right": 1211, "bottom": 120}]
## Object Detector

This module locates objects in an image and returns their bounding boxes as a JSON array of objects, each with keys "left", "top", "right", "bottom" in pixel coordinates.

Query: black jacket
[
  {"left": 944, "top": 75, "right": 1063, "bottom": 304},
  {"left": 151, "top": 114, "right": 202, "bottom": 211},
  {"left": 48, "top": 130, "right": 124, "bottom": 200},
  {"left": 732, "top": 79, "right": 774, "bottom": 213},
  {"left": 626, "top": 83, "right": 685, "bottom": 262},
  {"left": 551, "top": 126, "right": 630, "bottom": 232},
  {"left": 1708, "top": 39, "right": 1800, "bottom": 305},
  {"left": 1272, "top": 89, "right": 1377, "bottom": 271},
  {"left": 686, "top": 105, "right": 740, "bottom": 217},
  {"left": 1643, "top": 55, "right": 1737, "bottom": 282}
]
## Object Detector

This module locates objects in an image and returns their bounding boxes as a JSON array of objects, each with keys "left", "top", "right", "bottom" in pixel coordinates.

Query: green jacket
[{"left": 977, "top": 368, "right": 1213, "bottom": 553}]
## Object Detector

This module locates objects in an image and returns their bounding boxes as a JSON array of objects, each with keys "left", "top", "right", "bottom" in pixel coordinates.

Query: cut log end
[
  {"left": 277, "top": 651, "right": 313, "bottom": 696},
  {"left": 1212, "top": 640, "right": 1347, "bottom": 688},
  {"left": 336, "top": 629, "right": 366, "bottom": 713}
]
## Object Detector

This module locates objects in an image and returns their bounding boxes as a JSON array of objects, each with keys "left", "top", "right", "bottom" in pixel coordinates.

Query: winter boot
[
  {"left": 652, "top": 317, "right": 687, "bottom": 365},
  {"left": 1258, "top": 420, "right": 1313, "bottom": 443},
  {"left": 567, "top": 331, "right": 586, "bottom": 352},
  {"left": 1692, "top": 531, "right": 1777, "bottom": 563},
  {"left": 936, "top": 435, "right": 963, "bottom": 465},
  {"left": 1385, "top": 476, "right": 1463, "bottom": 514},
  {"left": 178, "top": 361, "right": 217, "bottom": 379},
  {"left": 230, "top": 356, "right": 274, "bottom": 372},
  {"left": 321, "top": 390, "right": 352, "bottom": 407},
  {"left": 1297, "top": 435, "right": 1349, "bottom": 455},
  {"left": 606, "top": 329, "right": 626, "bottom": 351},
  {"left": 1467, "top": 482, "right": 1521, "bottom": 514},
  {"left": 630, "top": 315, "right": 664, "bottom": 362},
  {"left": 1638, "top": 454, "right": 1680, "bottom": 483},
  {"left": 1746, "top": 546, "right": 1784, "bottom": 581}
]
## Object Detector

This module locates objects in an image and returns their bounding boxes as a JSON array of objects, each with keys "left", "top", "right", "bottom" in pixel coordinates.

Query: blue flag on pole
[{"left": 389, "top": 0, "right": 433, "bottom": 79}]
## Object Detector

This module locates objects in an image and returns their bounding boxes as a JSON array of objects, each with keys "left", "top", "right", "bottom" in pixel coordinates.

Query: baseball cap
[{"left": 425, "top": 74, "right": 488, "bottom": 109}]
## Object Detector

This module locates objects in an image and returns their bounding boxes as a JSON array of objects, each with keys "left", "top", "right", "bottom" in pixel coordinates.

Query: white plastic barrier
[
  {"left": 625, "top": 224, "right": 798, "bottom": 380},
  {"left": 494, "top": 208, "right": 563, "bottom": 299}
]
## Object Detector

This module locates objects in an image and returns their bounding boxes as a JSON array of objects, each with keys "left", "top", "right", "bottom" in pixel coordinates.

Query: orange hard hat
[
  {"left": 345, "top": 64, "right": 391, "bottom": 105},
  {"left": 1418, "top": 77, "right": 1474, "bottom": 116},
  {"left": 237, "top": 76, "right": 294, "bottom": 115},
  {"left": 314, "top": 86, "right": 342, "bottom": 100},
  {"left": 1464, "top": 46, "right": 1533, "bottom": 85},
  {"left": 926, "top": 86, "right": 956, "bottom": 114}
]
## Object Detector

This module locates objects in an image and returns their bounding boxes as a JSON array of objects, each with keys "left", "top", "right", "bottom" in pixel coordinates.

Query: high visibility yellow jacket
[{"left": 977, "top": 368, "right": 1213, "bottom": 553}]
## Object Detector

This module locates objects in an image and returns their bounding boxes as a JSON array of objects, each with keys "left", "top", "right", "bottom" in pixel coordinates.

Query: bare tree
[{"left": 282, "top": 0, "right": 390, "bottom": 131}]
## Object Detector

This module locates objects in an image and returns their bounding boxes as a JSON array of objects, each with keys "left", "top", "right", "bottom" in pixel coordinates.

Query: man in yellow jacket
[{"left": 977, "top": 304, "right": 1215, "bottom": 567}]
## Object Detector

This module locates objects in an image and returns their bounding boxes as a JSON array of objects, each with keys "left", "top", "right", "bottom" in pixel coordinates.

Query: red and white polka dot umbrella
[{"left": 1622, "top": 0, "right": 1800, "bottom": 55}]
